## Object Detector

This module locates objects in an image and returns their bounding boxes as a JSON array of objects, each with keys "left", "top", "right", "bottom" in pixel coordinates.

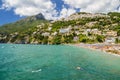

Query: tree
[
  {"left": 96, "top": 35, "right": 104, "bottom": 42},
  {"left": 53, "top": 35, "right": 61, "bottom": 44},
  {"left": 79, "top": 35, "right": 88, "bottom": 43},
  {"left": 117, "top": 30, "right": 120, "bottom": 36},
  {"left": 42, "top": 36, "right": 48, "bottom": 44}
]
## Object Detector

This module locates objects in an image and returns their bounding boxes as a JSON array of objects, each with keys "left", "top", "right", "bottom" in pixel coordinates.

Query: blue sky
[
  {"left": 0, "top": 1, "right": 21, "bottom": 25},
  {"left": 0, "top": 0, "right": 64, "bottom": 25},
  {"left": 0, "top": 9, "right": 24, "bottom": 25},
  {"left": 0, "top": 0, "right": 120, "bottom": 26}
]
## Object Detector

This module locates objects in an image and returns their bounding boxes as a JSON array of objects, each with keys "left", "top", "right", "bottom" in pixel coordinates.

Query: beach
[{"left": 70, "top": 43, "right": 120, "bottom": 56}]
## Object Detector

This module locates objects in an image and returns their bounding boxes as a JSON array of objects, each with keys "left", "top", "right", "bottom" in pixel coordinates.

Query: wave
[{"left": 31, "top": 69, "right": 42, "bottom": 73}]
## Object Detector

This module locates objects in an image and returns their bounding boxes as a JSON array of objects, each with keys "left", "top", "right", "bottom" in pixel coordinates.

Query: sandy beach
[{"left": 69, "top": 43, "right": 120, "bottom": 56}]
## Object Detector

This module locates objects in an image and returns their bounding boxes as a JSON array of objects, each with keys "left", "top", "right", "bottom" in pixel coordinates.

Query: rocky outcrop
[{"left": 61, "top": 12, "right": 110, "bottom": 21}]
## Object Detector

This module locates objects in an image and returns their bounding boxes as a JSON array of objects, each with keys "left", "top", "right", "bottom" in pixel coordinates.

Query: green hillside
[
  {"left": 0, "top": 12, "right": 120, "bottom": 44},
  {"left": 0, "top": 13, "right": 48, "bottom": 34}
]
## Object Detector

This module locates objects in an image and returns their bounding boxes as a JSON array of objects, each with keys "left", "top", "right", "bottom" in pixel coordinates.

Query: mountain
[
  {"left": 0, "top": 13, "right": 48, "bottom": 34},
  {"left": 21, "top": 13, "right": 45, "bottom": 21},
  {"left": 0, "top": 12, "right": 120, "bottom": 44}
]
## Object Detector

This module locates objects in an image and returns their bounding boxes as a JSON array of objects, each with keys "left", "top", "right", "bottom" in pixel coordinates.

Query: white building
[
  {"left": 105, "top": 37, "right": 116, "bottom": 44},
  {"left": 73, "top": 36, "right": 79, "bottom": 41},
  {"left": 59, "top": 27, "right": 71, "bottom": 34},
  {"left": 52, "top": 32, "right": 57, "bottom": 36},
  {"left": 48, "top": 27, "right": 52, "bottom": 31},
  {"left": 42, "top": 32, "right": 50, "bottom": 36}
]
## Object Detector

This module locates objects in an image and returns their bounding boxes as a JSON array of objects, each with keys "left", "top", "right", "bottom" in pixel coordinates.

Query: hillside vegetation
[
  {"left": 0, "top": 13, "right": 48, "bottom": 34},
  {"left": 0, "top": 12, "right": 120, "bottom": 44}
]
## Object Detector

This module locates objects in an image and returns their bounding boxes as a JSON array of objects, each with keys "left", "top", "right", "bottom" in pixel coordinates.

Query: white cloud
[
  {"left": 1, "top": 0, "right": 120, "bottom": 20},
  {"left": 1, "top": 0, "right": 58, "bottom": 20},
  {"left": 63, "top": 0, "right": 120, "bottom": 13},
  {"left": 59, "top": 7, "right": 76, "bottom": 18}
]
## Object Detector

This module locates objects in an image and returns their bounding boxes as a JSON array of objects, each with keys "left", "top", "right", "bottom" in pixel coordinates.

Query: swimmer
[{"left": 76, "top": 66, "right": 81, "bottom": 70}]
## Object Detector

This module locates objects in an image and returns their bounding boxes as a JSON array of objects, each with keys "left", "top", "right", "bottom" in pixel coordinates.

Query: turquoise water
[{"left": 0, "top": 44, "right": 120, "bottom": 80}]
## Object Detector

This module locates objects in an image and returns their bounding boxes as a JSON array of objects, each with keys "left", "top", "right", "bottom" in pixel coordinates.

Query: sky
[{"left": 0, "top": 0, "right": 120, "bottom": 25}]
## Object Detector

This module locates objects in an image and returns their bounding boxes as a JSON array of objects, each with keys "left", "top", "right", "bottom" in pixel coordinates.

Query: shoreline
[
  {"left": 0, "top": 43, "right": 120, "bottom": 57},
  {"left": 68, "top": 43, "right": 120, "bottom": 57}
]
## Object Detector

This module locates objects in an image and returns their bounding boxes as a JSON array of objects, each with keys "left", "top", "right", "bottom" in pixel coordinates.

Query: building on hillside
[
  {"left": 118, "top": 36, "right": 120, "bottom": 40},
  {"left": 91, "top": 29, "right": 101, "bottom": 35},
  {"left": 33, "top": 32, "right": 37, "bottom": 35},
  {"left": 105, "top": 37, "right": 116, "bottom": 44},
  {"left": 48, "top": 27, "right": 52, "bottom": 31},
  {"left": 85, "top": 22, "right": 97, "bottom": 27},
  {"left": 75, "top": 31, "right": 80, "bottom": 35},
  {"left": 37, "top": 25, "right": 42, "bottom": 28},
  {"left": 51, "top": 32, "right": 57, "bottom": 36},
  {"left": 59, "top": 27, "right": 71, "bottom": 34},
  {"left": 82, "top": 29, "right": 91, "bottom": 36},
  {"left": 73, "top": 36, "right": 79, "bottom": 42},
  {"left": 74, "top": 26, "right": 80, "bottom": 29},
  {"left": 42, "top": 32, "right": 50, "bottom": 36},
  {"left": 106, "top": 31, "right": 117, "bottom": 37}
]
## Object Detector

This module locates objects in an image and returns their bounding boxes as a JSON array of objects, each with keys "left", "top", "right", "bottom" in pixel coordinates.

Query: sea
[{"left": 0, "top": 44, "right": 120, "bottom": 80}]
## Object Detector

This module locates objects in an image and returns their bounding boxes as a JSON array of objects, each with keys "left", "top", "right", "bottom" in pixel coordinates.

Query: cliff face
[{"left": 0, "top": 12, "right": 120, "bottom": 44}]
